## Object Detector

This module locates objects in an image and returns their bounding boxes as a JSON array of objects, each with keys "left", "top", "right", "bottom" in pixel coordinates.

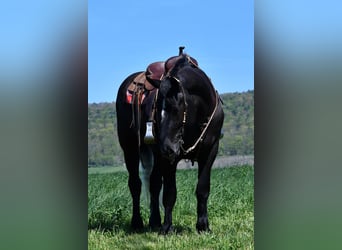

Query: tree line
[{"left": 88, "top": 90, "right": 254, "bottom": 167}]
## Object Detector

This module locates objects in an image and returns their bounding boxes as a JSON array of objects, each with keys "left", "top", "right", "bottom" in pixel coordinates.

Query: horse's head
[
  {"left": 157, "top": 74, "right": 187, "bottom": 163},
  {"left": 155, "top": 53, "right": 212, "bottom": 163}
]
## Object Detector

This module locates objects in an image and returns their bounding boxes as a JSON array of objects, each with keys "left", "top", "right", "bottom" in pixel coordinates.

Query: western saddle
[{"left": 126, "top": 47, "right": 199, "bottom": 144}]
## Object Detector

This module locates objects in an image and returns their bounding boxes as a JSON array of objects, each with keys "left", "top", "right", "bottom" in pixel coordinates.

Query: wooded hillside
[{"left": 88, "top": 90, "right": 254, "bottom": 166}]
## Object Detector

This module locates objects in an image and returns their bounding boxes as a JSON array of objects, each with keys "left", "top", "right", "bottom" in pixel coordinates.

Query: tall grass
[{"left": 88, "top": 166, "right": 254, "bottom": 249}]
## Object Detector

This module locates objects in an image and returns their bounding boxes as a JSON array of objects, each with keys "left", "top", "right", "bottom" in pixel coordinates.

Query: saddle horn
[{"left": 179, "top": 46, "right": 185, "bottom": 55}]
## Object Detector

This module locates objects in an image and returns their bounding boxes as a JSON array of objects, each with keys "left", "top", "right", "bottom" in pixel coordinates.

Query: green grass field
[{"left": 88, "top": 165, "right": 254, "bottom": 249}]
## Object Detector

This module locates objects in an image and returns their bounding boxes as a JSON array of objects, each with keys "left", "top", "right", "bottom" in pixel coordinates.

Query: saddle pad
[{"left": 126, "top": 90, "right": 146, "bottom": 104}]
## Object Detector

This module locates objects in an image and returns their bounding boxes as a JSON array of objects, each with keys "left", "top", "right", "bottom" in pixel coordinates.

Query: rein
[{"left": 171, "top": 76, "right": 219, "bottom": 155}]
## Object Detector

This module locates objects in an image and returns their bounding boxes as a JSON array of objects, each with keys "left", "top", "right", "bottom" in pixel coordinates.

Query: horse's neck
[
  {"left": 187, "top": 83, "right": 216, "bottom": 109},
  {"left": 184, "top": 68, "right": 216, "bottom": 107},
  {"left": 187, "top": 90, "right": 215, "bottom": 123}
]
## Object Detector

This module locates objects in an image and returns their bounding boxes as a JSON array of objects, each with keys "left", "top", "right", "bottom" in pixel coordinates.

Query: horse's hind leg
[
  {"left": 196, "top": 142, "right": 219, "bottom": 232},
  {"left": 124, "top": 148, "right": 144, "bottom": 230}
]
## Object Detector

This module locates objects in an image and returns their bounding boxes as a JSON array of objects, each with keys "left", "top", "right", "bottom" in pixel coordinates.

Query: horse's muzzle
[{"left": 161, "top": 139, "right": 180, "bottom": 163}]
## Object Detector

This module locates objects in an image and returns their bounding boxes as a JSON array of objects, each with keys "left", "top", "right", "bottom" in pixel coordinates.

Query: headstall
[{"left": 169, "top": 76, "right": 219, "bottom": 155}]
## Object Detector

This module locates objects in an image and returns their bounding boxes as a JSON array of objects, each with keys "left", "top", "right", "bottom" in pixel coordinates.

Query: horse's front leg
[
  {"left": 196, "top": 143, "right": 218, "bottom": 232},
  {"left": 195, "top": 168, "right": 211, "bottom": 232},
  {"left": 160, "top": 163, "right": 177, "bottom": 234}
]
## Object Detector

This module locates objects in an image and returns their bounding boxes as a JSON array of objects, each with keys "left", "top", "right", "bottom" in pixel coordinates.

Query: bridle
[{"left": 169, "top": 76, "right": 219, "bottom": 155}]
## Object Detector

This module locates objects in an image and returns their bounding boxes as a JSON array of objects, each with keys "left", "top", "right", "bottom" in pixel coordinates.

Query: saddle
[
  {"left": 127, "top": 72, "right": 154, "bottom": 92},
  {"left": 146, "top": 61, "right": 165, "bottom": 82},
  {"left": 126, "top": 61, "right": 165, "bottom": 104},
  {"left": 126, "top": 47, "right": 200, "bottom": 144},
  {"left": 165, "top": 54, "right": 199, "bottom": 74},
  {"left": 126, "top": 71, "right": 160, "bottom": 145},
  {"left": 126, "top": 71, "right": 154, "bottom": 105},
  {"left": 164, "top": 46, "right": 199, "bottom": 74}
]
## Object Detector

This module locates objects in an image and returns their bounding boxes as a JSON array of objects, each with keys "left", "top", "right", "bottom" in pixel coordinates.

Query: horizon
[{"left": 88, "top": 89, "right": 254, "bottom": 104}]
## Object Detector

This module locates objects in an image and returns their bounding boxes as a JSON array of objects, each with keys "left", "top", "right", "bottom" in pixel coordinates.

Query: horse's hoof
[
  {"left": 196, "top": 219, "right": 210, "bottom": 233},
  {"left": 149, "top": 221, "right": 161, "bottom": 230},
  {"left": 159, "top": 224, "right": 174, "bottom": 235},
  {"left": 197, "top": 226, "right": 211, "bottom": 233},
  {"left": 131, "top": 217, "right": 144, "bottom": 230}
]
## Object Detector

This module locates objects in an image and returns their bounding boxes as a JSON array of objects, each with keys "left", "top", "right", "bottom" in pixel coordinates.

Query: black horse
[{"left": 116, "top": 52, "right": 224, "bottom": 234}]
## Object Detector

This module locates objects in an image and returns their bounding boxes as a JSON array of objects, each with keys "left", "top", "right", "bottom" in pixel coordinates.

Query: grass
[
  {"left": 88, "top": 165, "right": 126, "bottom": 175},
  {"left": 88, "top": 165, "right": 254, "bottom": 249}
]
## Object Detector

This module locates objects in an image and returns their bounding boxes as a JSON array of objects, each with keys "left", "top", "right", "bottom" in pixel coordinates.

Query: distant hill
[
  {"left": 219, "top": 90, "right": 254, "bottom": 156},
  {"left": 88, "top": 90, "right": 254, "bottom": 167}
]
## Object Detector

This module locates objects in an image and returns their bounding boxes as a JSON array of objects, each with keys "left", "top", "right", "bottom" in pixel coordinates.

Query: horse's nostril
[
  {"left": 161, "top": 145, "right": 173, "bottom": 156},
  {"left": 161, "top": 140, "right": 179, "bottom": 158}
]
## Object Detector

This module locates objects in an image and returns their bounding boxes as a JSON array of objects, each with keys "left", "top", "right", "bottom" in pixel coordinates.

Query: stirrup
[{"left": 144, "top": 121, "right": 155, "bottom": 144}]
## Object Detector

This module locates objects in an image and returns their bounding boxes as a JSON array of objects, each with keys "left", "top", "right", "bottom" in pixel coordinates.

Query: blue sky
[{"left": 89, "top": 0, "right": 254, "bottom": 103}]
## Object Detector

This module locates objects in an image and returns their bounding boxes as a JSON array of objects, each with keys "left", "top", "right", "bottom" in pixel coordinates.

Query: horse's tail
[
  {"left": 139, "top": 146, "right": 153, "bottom": 207},
  {"left": 139, "top": 147, "right": 163, "bottom": 210},
  {"left": 139, "top": 161, "right": 152, "bottom": 207}
]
